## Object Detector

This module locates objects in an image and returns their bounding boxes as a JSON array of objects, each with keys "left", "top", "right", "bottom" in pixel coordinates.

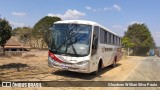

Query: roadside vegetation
[
  {"left": 122, "top": 23, "right": 156, "bottom": 56},
  {"left": 12, "top": 16, "right": 61, "bottom": 49},
  {"left": 0, "top": 18, "right": 12, "bottom": 54}
]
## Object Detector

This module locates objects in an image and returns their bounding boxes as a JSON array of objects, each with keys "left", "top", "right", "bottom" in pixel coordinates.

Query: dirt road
[{"left": 0, "top": 52, "right": 160, "bottom": 90}]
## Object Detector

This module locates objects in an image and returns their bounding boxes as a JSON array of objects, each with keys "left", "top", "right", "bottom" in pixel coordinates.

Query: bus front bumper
[{"left": 48, "top": 57, "right": 90, "bottom": 73}]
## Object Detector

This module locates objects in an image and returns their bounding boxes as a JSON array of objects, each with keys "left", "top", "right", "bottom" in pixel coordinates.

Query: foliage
[
  {"left": 123, "top": 23, "right": 155, "bottom": 55},
  {"left": 122, "top": 37, "right": 135, "bottom": 48},
  {"left": 33, "top": 16, "right": 61, "bottom": 47},
  {"left": 12, "top": 27, "right": 32, "bottom": 44},
  {"left": 0, "top": 18, "right": 12, "bottom": 53}
]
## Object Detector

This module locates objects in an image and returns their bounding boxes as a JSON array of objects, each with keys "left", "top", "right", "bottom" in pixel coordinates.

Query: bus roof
[{"left": 54, "top": 20, "right": 121, "bottom": 37}]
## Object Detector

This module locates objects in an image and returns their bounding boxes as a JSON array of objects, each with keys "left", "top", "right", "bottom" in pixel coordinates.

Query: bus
[{"left": 48, "top": 20, "right": 123, "bottom": 74}]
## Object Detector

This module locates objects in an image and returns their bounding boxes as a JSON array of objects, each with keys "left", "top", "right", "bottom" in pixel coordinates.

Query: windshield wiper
[
  {"left": 54, "top": 32, "right": 79, "bottom": 52},
  {"left": 65, "top": 34, "right": 87, "bottom": 57}
]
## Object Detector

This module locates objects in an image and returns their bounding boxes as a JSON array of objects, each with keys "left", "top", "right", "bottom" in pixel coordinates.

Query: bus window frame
[{"left": 91, "top": 26, "right": 99, "bottom": 56}]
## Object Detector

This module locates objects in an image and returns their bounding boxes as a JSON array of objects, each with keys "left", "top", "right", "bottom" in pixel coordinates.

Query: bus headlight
[{"left": 76, "top": 60, "right": 89, "bottom": 65}]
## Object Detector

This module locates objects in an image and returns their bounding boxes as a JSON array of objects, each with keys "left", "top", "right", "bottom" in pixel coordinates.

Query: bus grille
[{"left": 62, "top": 62, "right": 75, "bottom": 66}]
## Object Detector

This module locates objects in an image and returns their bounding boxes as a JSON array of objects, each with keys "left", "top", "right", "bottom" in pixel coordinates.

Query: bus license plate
[{"left": 61, "top": 65, "right": 68, "bottom": 69}]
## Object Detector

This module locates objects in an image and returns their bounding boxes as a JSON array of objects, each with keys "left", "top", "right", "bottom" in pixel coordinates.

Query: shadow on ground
[
  {"left": 0, "top": 63, "right": 29, "bottom": 70},
  {"left": 51, "top": 64, "right": 121, "bottom": 80}
]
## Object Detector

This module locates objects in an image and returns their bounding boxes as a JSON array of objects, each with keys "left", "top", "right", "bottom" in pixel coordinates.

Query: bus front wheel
[{"left": 93, "top": 60, "right": 102, "bottom": 75}]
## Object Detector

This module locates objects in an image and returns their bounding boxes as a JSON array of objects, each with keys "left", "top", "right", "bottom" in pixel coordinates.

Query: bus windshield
[{"left": 48, "top": 24, "right": 92, "bottom": 57}]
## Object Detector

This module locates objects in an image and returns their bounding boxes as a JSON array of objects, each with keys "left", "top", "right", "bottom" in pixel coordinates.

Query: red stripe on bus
[{"left": 49, "top": 51, "right": 63, "bottom": 63}]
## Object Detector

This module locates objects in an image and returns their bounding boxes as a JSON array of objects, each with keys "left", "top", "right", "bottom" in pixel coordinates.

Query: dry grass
[{"left": 0, "top": 51, "right": 54, "bottom": 81}]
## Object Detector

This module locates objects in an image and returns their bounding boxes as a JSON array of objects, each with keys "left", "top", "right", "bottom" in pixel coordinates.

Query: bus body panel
[{"left": 91, "top": 44, "right": 121, "bottom": 70}]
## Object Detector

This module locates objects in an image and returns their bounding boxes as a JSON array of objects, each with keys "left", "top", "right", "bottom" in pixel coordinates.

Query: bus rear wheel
[{"left": 112, "top": 57, "right": 117, "bottom": 67}]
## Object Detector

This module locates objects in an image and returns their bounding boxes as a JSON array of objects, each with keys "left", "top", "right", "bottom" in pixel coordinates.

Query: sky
[{"left": 0, "top": 0, "right": 160, "bottom": 46}]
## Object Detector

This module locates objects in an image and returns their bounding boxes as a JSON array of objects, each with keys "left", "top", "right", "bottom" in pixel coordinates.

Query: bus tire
[
  {"left": 93, "top": 60, "right": 102, "bottom": 75},
  {"left": 112, "top": 57, "right": 117, "bottom": 67}
]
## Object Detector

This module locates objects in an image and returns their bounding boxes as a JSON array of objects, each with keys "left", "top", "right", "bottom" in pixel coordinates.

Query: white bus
[{"left": 48, "top": 20, "right": 122, "bottom": 74}]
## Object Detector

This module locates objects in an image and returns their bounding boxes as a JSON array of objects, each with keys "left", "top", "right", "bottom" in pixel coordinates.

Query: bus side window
[{"left": 92, "top": 26, "right": 99, "bottom": 55}]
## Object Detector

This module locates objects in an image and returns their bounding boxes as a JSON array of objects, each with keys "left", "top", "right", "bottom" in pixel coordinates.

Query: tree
[
  {"left": 12, "top": 27, "right": 32, "bottom": 45},
  {"left": 123, "top": 23, "right": 155, "bottom": 55},
  {"left": 33, "top": 16, "right": 61, "bottom": 48},
  {"left": 122, "top": 37, "right": 135, "bottom": 56},
  {"left": 122, "top": 37, "right": 135, "bottom": 49},
  {"left": 0, "top": 18, "right": 12, "bottom": 54}
]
